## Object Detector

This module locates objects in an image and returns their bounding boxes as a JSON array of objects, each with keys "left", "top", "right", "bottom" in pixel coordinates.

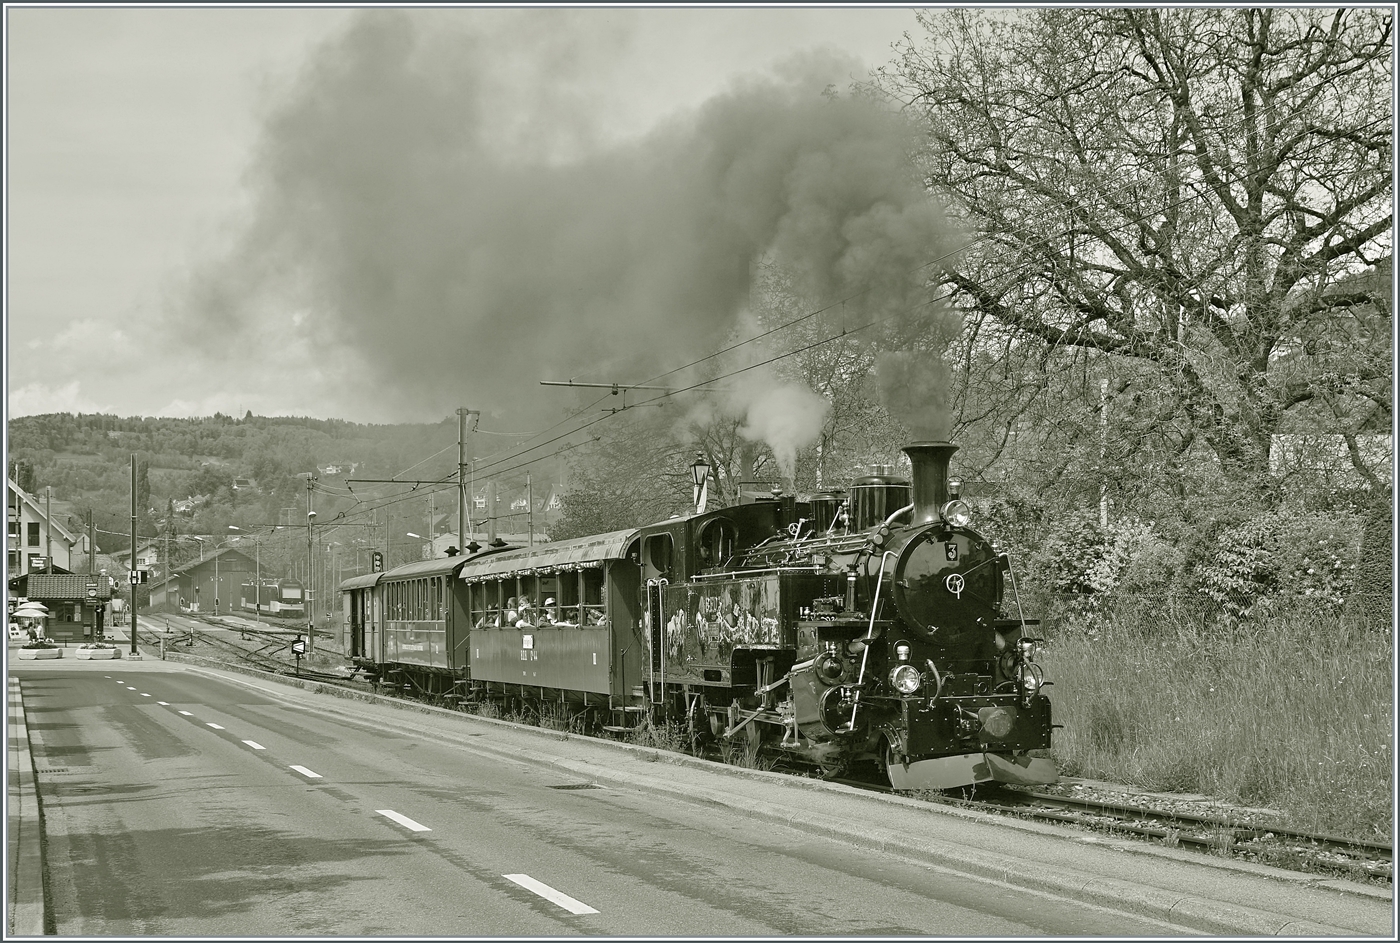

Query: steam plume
[{"left": 174, "top": 10, "right": 959, "bottom": 437}]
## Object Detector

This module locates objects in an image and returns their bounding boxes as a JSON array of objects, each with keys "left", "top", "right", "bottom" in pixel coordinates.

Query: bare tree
[{"left": 878, "top": 7, "right": 1392, "bottom": 499}]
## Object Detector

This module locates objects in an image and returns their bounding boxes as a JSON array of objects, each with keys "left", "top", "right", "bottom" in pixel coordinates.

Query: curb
[
  {"left": 7, "top": 677, "right": 47, "bottom": 937},
  {"left": 171, "top": 657, "right": 1387, "bottom": 936}
]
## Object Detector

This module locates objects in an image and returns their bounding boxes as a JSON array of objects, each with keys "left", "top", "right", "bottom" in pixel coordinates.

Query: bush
[
  {"left": 1024, "top": 511, "right": 1182, "bottom": 633},
  {"left": 1192, "top": 508, "right": 1361, "bottom": 622}
]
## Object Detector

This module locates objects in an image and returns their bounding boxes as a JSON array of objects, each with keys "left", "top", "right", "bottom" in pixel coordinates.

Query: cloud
[{"left": 8, "top": 380, "right": 114, "bottom": 417}]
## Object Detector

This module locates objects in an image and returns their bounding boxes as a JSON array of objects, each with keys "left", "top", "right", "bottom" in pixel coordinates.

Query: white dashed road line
[
  {"left": 290, "top": 765, "right": 322, "bottom": 779},
  {"left": 140, "top": 693, "right": 151, "bottom": 697},
  {"left": 126, "top": 686, "right": 136, "bottom": 690},
  {"left": 242, "top": 741, "right": 266, "bottom": 750},
  {"left": 206, "top": 723, "right": 225, "bottom": 730},
  {"left": 503, "top": 874, "right": 598, "bottom": 915},
  {"left": 157, "top": 701, "right": 169, "bottom": 706},
  {"left": 178, "top": 711, "right": 192, "bottom": 716},
  {"left": 376, "top": 809, "right": 431, "bottom": 832}
]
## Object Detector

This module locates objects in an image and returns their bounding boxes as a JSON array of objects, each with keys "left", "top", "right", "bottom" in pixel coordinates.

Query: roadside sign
[
  {"left": 129, "top": 571, "right": 139, "bottom": 583},
  {"left": 86, "top": 583, "right": 98, "bottom": 598},
  {"left": 291, "top": 637, "right": 307, "bottom": 656}
]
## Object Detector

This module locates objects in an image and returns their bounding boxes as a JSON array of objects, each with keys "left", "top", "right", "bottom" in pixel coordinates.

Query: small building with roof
[
  {"left": 158, "top": 547, "right": 257, "bottom": 616},
  {"left": 7, "top": 572, "right": 114, "bottom": 642}
]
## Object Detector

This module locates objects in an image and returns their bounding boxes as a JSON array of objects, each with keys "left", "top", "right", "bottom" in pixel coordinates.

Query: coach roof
[
  {"left": 457, "top": 529, "right": 638, "bottom": 581},
  {"left": 339, "top": 572, "right": 382, "bottom": 591}
]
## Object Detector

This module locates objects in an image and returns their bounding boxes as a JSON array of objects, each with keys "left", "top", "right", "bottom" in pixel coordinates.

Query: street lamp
[
  {"left": 227, "top": 526, "right": 262, "bottom": 627},
  {"left": 407, "top": 532, "right": 429, "bottom": 560},
  {"left": 690, "top": 452, "right": 712, "bottom": 513}
]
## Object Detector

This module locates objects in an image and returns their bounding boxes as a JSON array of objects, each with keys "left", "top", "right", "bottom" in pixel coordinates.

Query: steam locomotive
[{"left": 339, "top": 441, "right": 1054, "bottom": 789}]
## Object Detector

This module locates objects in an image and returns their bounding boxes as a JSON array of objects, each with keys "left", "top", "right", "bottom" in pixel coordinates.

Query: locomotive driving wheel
[
  {"left": 881, "top": 735, "right": 907, "bottom": 789},
  {"left": 687, "top": 693, "right": 712, "bottom": 750}
]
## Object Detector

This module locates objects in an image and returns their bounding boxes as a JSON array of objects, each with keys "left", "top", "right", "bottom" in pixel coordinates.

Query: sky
[{"left": 5, "top": 5, "right": 938, "bottom": 429}]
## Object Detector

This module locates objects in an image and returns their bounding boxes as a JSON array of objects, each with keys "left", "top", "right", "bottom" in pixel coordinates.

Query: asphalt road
[{"left": 15, "top": 661, "right": 1183, "bottom": 937}]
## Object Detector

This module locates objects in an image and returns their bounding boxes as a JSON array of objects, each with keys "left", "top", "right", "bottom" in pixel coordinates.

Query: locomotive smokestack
[{"left": 902, "top": 441, "right": 958, "bottom": 525}]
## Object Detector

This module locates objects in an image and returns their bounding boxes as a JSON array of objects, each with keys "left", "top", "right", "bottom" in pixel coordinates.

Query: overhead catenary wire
[{"left": 466, "top": 106, "right": 1390, "bottom": 482}]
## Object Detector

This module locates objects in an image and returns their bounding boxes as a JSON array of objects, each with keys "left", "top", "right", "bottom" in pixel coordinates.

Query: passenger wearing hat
[{"left": 541, "top": 598, "right": 557, "bottom": 625}]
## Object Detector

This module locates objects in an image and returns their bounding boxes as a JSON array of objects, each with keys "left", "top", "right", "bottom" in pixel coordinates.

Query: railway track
[
  {"left": 149, "top": 636, "right": 1391, "bottom": 885},
  {"left": 939, "top": 784, "right": 1392, "bottom": 883}
]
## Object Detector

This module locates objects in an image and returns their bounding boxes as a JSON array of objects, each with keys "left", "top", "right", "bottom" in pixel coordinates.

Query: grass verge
[{"left": 1040, "top": 601, "right": 1392, "bottom": 841}]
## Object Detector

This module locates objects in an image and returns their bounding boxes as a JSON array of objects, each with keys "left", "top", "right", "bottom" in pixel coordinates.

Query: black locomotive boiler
[{"left": 340, "top": 440, "right": 1055, "bottom": 790}]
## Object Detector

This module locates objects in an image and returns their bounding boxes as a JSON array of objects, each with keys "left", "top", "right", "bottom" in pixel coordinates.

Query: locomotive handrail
[
  {"left": 692, "top": 565, "right": 823, "bottom": 580},
  {"left": 839, "top": 549, "right": 899, "bottom": 734},
  {"left": 1001, "top": 551, "right": 1031, "bottom": 628}
]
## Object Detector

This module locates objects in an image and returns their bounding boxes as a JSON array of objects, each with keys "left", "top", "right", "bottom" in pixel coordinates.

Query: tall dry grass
[{"left": 1040, "top": 599, "right": 1393, "bottom": 840}]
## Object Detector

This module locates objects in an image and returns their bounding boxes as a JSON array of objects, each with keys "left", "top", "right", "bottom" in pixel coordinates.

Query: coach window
[
  {"left": 558, "top": 572, "right": 580, "bottom": 625},
  {"left": 489, "top": 580, "right": 505, "bottom": 627},
  {"left": 582, "top": 568, "right": 605, "bottom": 625}
]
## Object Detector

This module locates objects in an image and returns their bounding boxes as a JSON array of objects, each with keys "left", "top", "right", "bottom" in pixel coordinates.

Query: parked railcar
[{"left": 238, "top": 579, "right": 306, "bottom": 619}]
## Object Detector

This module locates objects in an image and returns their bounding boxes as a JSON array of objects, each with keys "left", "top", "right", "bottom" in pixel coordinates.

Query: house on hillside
[
  {"left": 6, "top": 479, "right": 80, "bottom": 578},
  {"left": 171, "top": 495, "right": 210, "bottom": 515},
  {"left": 111, "top": 539, "right": 162, "bottom": 573},
  {"left": 468, "top": 483, "right": 562, "bottom": 540},
  {"left": 317, "top": 462, "right": 360, "bottom": 476}
]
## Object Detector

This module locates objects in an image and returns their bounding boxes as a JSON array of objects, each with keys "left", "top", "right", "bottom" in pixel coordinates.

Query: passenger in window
[{"left": 541, "top": 598, "right": 557, "bottom": 625}]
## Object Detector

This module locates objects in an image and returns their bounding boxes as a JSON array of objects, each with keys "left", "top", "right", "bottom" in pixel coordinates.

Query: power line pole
[
  {"left": 305, "top": 474, "right": 316, "bottom": 653},
  {"left": 457, "top": 408, "right": 478, "bottom": 553},
  {"left": 129, "top": 455, "right": 139, "bottom": 658}
]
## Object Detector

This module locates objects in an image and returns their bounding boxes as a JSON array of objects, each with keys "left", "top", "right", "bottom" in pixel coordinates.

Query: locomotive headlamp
[
  {"left": 947, "top": 477, "right": 963, "bottom": 499},
  {"left": 895, "top": 642, "right": 912, "bottom": 662},
  {"left": 1017, "top": 637, "right": 1037, "bottom": 660},
  {"left": 1019, "top": 663, "right": 1044, "bottom": 693},
  {"left": 940, "top": 499, "right": 971, "bottom": 527},
  {"left": 889, "top": 664, "right": 922, "bottom": 695}
]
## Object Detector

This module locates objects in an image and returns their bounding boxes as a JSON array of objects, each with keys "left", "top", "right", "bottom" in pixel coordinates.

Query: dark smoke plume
[{"left": 176, "top": 11, "right": 960, "bottom": 438}]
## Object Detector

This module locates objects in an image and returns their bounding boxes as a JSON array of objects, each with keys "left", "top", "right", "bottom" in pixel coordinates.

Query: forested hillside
[{"left": 7, "top": 411, "right": 550, "bottom": 570}]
